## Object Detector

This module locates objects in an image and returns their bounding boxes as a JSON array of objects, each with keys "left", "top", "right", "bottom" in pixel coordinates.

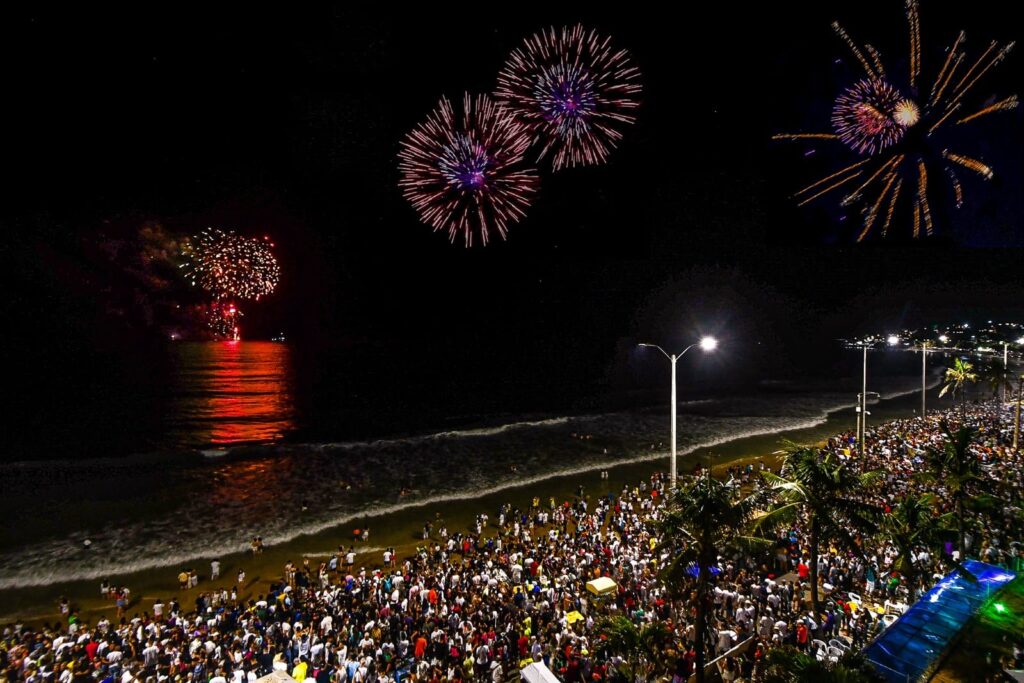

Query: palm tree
[
  {"left": 981, "top": 361, "right": 1015, "bottom": 403},
  {"left": 878, "top": 493, "right": 951, "bottom": 602},
  {"left": 596, "top": 616, "right": 673, "bottom": 682},
  {"left": 756, "top": 447, "right": 880, "bottom": 619},
  {"left": 919, "top": 421, "right": 988, "bottom": 558},
  {"left": 939, "top": 357, "right": 978, "bottom": 410},
  {"left": 762, "top": 646, "right": 884, "bottom": 683},
  {"left": 657, "top": 471, "right": 769, "bottom": 683}
]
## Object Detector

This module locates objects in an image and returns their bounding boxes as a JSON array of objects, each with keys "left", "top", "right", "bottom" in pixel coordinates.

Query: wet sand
[{"left": 0, "top": 387, "right": 945, "bottom": 625}]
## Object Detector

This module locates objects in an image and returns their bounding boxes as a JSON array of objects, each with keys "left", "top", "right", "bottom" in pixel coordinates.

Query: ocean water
[{"left": 0, "top": 342, "right": 941, "bottom": 590}]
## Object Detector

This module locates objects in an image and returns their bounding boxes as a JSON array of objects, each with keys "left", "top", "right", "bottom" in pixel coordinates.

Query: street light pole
[
  {"left": 921, "top": 341, "right": 928, "bottom": 417},
  {"left": 639, "top": 337, "right": 717, "bottom": 488},
  {"left": 1003, "top": 342, "right": 1009, "bottom": 404},
  {"left": 670, "top": 352, "right": 677, "bottom": 484},
  {"left": 860, "top": 343, "right": 868, "bottom": 463},
  {"left": 1015, "top": 375, "right": 1022, "bottom": 452}
]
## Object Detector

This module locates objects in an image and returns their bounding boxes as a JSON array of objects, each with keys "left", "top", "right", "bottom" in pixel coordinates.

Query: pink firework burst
[
  {"left": 398, "top": 93, "right": 539, "bottom": 246},
  {"left": 495, "top": 25, "right": 642, "bottom": 171},
  {"left": 832, "top": 79, "right": 911, "bottom": 155}
]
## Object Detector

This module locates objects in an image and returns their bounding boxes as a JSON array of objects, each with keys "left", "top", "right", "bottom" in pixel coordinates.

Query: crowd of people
[{"left": 2, "top": 401, "right": 1021, "bottom": 683}]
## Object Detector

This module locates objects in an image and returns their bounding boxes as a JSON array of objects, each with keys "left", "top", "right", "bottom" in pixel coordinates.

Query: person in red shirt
[
  {"left": 796, "top": 622, "right": 809, "bottom": 650},
  {"left": 415, "top": 635, "right": 428, "bottom": 659},
  {"left": 85, "top": 640, "right": 99, "bottom": 662},
  {"left": 797, "top": 560, "right": 810, "bottom": 581}
]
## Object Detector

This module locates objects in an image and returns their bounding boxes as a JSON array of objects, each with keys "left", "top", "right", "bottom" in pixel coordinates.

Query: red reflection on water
[{"left": 181, "top": 341, "right": 295, "bottom": 445}]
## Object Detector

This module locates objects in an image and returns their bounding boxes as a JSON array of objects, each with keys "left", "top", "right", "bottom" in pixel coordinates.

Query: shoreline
[{"left": 0, "top": 384, "right": 949, "bottom": 625}]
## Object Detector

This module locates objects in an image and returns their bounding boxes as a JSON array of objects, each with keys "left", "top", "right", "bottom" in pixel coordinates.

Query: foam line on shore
[{"left": 0, "top": 394, "right": 880, "bottom": 590}]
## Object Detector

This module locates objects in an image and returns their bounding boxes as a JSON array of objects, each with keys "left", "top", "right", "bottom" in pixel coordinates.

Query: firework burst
[
  {"left": 774, "top": 0, "right": 1018, "bottom": 241},
  {"left": 495, "top": 25, "right": 642, "bottom": 170},
  {"left": 180, "top": 229, "right": 280, "bottom": 300},
  {"left": 206, "top": 302, "right": 242, "bottom": 341},
  {"left": 832, "top": 79, "right": 913, "bottom": 155},
  {"left": 398, "top": 93, "right": 539, "bottom": 246}
]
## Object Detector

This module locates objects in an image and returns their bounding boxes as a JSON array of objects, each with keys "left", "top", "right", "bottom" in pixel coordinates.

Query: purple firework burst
[
  {"left": 398, "top": 93, "right": 539, "bottom": 246},
  {"left": 495, "top": 25, "right": 642, "bottom": 170},
  {"left": 832, "top": 79, "right": 914, "bottom": 155}
]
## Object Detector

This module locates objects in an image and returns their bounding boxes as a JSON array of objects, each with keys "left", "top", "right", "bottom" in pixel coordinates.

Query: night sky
[{"left": 5, "top": 3, "right": 1023, "bottom": 455}]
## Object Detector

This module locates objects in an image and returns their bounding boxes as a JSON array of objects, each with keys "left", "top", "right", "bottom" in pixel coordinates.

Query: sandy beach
[{"left": 0, "top": 386, "right": 943, "bottom": 625}]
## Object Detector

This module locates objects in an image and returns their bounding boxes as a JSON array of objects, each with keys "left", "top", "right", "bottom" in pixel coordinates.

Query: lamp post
[
  {"left": 921, "top": 341, "right": 928, "bottom": 417},
  {"left": 1003, "top": 342, "right": 1009, "bottom": 404},
  {"left": 638, "top": 336, "right": 717, "bottom": 488},
  {"left": 1016, "top": 337, "right": 1024, "bottom": 452},
  {"left": 859, "top": 342, "right": 869, "bottom": 463},
  {"left": 1014, "top": 374, "right": 1022, "bottom": 452}
]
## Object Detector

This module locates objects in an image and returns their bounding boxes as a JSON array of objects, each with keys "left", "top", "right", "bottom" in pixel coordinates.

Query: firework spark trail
[
  {"left": 917, "top": 160, "right": 933, "bottom": 236},
  {"left": 771, "top": 133, "right": 839, "bottom": 141},
  {"left": 943, "top": 150, "right": 994, "bottom": 179},
  {"left": 881, "top": 178, "right": 903, "bottom": 237},
  {"left": 842, "top": 155, "right": 902, "bottom": 206},
  {"left": 180, "top": 229, "right": 279, "bottom": 301},
  {"left": 931, "top": 52, "right": 965, "bottom": 109},
  {"left": 907, "top": 0, "right": 921, "bottom": 88},
  {"left": 495, "top": 25, "right": 642, "bottom": 171},
  {"left": 398, "top": 94, "right": 539, "bottom": 246},
  {"left": 930, "top": 31, "right": 965, "bottom": 106},
  {"left": 866, "top": 45, "right": 887, "bottom": 80},
  {"left": 774, "top": 0, "right": 1016, "bottom": 241},
  {"left": 949, "top": 41, "right": 999, "bottom": 104},
  {"left": 832, "top": 22, "right": 877, "bottom": 79},
  {"left": 957, "top": 95, "right": 1020, "bottom": 124},
  {"left": 858, "top": 170, "right": 899, "bottom": 242},
  {"left": 797, "top": 171, "right": 863, "bottom": 207},
  {"left": 945, "top": 168, "right": 963, "bottom": 208},
  {"left": 928, "top": 104, "right": 960, "bottom": 135},
  {"left": 947, "top": 42, "right": 1016, "bottom": 111},
  {"left": 793, "top": 159, "right": 872, "bottom": 198}
]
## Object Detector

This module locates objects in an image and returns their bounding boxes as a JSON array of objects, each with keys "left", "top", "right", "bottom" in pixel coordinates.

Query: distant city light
[
  {"left": 939, "top": 335, "right": 949, "bottom": 343},
  {"left": 887, "top": 335, "right": 900, "bottom": 345}
]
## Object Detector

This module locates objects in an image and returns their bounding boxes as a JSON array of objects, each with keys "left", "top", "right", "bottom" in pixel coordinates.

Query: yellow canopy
[
  {"left": 565, "top": 610, "right": 584, "bottom": 624},
  {"left": 586, "top": 576, "right": 617, "bottom": 596}
]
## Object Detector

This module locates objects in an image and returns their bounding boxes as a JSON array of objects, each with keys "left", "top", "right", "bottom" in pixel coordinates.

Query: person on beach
[
  {"left": 237, "top": 568, "right": 245, "bottom": 586},
  {"left": 211, "top": 558, "right": 220, "bottom": 580}
]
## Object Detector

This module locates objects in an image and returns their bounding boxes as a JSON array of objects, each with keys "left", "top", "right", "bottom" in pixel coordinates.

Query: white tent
[
  {"left": 521, "top": 661, "right": 562, "bottom": 683},
  {"left": 586, "top": 576, "right": 617, "bottom": 596},
  {"left": 255, "top": 671, "right": 299, "bottom": 683}
]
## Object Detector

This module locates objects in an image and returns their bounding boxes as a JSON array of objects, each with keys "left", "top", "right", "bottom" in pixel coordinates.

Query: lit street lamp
[{"left": 638, "top": 336, "right": 717, "bottom": 488}]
